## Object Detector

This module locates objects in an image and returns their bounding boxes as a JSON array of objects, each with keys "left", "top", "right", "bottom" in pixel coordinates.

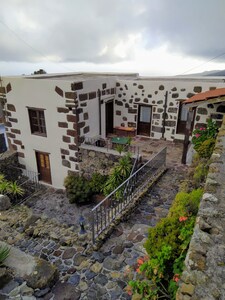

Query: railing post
[{"left": 91, "top": 211, "right": 95, "bottom": 244}]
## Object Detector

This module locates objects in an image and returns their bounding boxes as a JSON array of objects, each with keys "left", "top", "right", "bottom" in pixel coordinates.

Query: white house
[{"left": 1, "top": 72, "right": 225, "bottom": 188}]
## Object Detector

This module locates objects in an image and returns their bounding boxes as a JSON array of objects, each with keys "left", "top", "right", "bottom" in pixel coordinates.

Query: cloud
[{"left": 0, "top": 0, "right": 224, "bottom": 75}]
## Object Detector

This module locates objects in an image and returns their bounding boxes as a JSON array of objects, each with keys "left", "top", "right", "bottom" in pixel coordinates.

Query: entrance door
[
  {"left": 36, "top": 151, "right": 52, "bottom": 184},
  {"left": 137, "top": 105, "right": 152, "bottom": 136},
  {"left": 105, "top": 101, "right": 114, "bottom": 135}
]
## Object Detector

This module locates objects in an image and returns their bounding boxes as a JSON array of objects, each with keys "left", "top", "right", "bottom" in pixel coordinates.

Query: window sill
[{"left": 31, "top": 133, "right": 47, "bottom": 137}]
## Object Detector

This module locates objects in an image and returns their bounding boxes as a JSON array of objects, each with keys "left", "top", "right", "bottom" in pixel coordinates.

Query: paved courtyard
[{"left": 0, "top": 139, "right": 187, "bottom": 299}]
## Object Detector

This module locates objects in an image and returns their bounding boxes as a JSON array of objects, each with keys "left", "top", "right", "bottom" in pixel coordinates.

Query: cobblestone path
[{"left": 0, "top": 165, "right": 187, "bottom": 300}]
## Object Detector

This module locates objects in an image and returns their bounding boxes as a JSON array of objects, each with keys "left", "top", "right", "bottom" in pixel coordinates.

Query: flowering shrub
[
  {"left": 192, "top": 119, "right": 218, "bottom": 158},
  {"left": 126, "top": 189, "right": 203, "bottom": 299}
]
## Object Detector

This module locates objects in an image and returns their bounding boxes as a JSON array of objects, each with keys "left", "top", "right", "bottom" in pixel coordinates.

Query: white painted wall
[
  {"left": 76, "top": 77, "right": 116, "bottom": 139},
  {"left": 3, "top": 77, "right": 73, "bottom": 188}
]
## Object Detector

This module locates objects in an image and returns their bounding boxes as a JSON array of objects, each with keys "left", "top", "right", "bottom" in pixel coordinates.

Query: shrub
[
  {"left": 64, "top": 175, "right": 92, "bottom": 204},
  {"left": 196, "top": 138, "right": 215, "bottom": 158},
  {"left": 192, "top": 119, "right": 218, "bottom": 159},
  {"left": 0, "top": 245, "right": 10, "bottom": 265},
  {"left": 0, "top": 174, "right": 24, "bottom": 198},
  {"left": 128, "top": 188, "right": 203, "bottom": 299},
  {"left": 193, "top": 160, "right": 209, "bottom": 186},
  {"left": 89, "top": 172, "right": 108, "bottom": 194}
]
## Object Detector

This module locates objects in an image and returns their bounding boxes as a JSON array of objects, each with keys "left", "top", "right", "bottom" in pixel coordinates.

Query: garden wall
[
  {"left": 0, "top": 151, "right": 21, "bottom": 181},
  {"left": 177, "top": 116, "right": 225, "bottom": 299},
  {"left": 79, "top": 145, "right": 125, "bottom": 178}
]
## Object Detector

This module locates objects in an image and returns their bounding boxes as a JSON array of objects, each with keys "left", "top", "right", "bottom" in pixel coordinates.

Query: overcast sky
[{"left": 1, "top": 0, "right": 225, "bottom": 76}]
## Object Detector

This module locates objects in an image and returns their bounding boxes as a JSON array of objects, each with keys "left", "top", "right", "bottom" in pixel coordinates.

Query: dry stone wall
[
  {"left": 79, "top": 146, "right": 122, "bottom": 178},
  {"left": 177, "top": 116, "right": 225, "bottom": 299},
  {"left": 195, "top": 102, "right": 225, "bottom": 129}
]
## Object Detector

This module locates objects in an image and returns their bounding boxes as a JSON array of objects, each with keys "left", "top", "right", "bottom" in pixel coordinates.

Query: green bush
[
  {"left": 64, "top": 175, "right": 92, "bottom": 204},
  {"left": 196, "top": 138, "right": 215, "bottom": 158},
  {"left": 0, "top": 174, "right": 24, "bottom": 197},
  {"left": 0, "top": 245, "right": 10, "bottom": 265},
  {"left": 89, "top": 172, "right": 108, "bottom": 194},
  {"left": 193, "top": 160, "right": 209, "bottom": 186},
  {"left": 128, "top": 188, "right": 203, "bottom": 299},
  {"left": 192, "top": 119, "right": 218, "bottom": 159}
]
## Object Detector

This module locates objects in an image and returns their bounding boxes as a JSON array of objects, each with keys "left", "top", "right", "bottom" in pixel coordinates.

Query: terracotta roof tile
[{"left": 184, "top": 88, "right": 225, "bottom": 104}]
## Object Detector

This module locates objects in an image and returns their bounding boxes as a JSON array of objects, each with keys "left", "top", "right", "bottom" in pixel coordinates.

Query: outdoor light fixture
[{"left": 79, "top": 215, "right": 86, "bottom": 234}]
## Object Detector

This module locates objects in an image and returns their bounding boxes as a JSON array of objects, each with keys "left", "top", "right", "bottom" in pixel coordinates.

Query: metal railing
[{"left": 90, "top": 147, "right": 167, "bottom": 243}]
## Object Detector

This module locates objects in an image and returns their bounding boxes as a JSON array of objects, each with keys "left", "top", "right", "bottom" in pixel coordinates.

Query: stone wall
[
  {"left": 0, "top": 151, "right": 21, "bottom": 181},
  {"left": 114, "top": 79, "right": 225, "bottom": 141},
  {"left": 176, "top": 116, "right": 225, "bottom": 299},
  {"left": 79, "top": 145, "right": 126, "bottom": 178}
]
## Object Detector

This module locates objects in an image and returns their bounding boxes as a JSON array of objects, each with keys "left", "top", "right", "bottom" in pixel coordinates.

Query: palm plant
[
  {"left": 0, "top": 245, "right": 10, "bottom": 265},
  {"left": 0, "top": 180, "right": 10, "bottom": 194},
  {"left": 103, "top": 152, "right": 132, "bottom": 197},
  {"left": 115, "top": 144, "right": 124, "bottom": 155},
  {"left": 8, "top": 181, "right": 24, "bottom": 196}
]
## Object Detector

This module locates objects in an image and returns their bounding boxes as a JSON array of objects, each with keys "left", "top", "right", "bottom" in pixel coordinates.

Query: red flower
[
  {"left": 137, "top": 258, "right": 144, "bottom": 265},
  {"left": 173, "top": 274, "right": 180, "bottom": 282},
  {"left": 195, "top": 133, "right": 201, "bottom": 138},
  {"left": 179, "top": 216, "right": 188, "bottom": 222}
]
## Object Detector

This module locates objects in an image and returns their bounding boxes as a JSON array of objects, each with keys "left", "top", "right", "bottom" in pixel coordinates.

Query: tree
[{"left": 32, "top": 69, "right": 47, "bottom": 75}]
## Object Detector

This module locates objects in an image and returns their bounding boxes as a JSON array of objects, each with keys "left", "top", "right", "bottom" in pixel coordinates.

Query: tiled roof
[{"left": 184, "top": 88, "right": 225, "bottom": 104}]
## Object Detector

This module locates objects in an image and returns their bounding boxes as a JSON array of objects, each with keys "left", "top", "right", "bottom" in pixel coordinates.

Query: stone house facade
[{"left": 1, "top": 73, "right": 225, "bottom": 188}]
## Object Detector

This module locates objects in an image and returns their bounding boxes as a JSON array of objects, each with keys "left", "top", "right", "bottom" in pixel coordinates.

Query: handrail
[
  {"left": 92, "top": 147, "right": 166, "bottom": 210},
  {"left": 91, "top": 147, "right": 167, "bottom": 243}
]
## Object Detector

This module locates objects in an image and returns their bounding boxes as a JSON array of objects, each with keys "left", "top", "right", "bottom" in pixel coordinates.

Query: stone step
[{"left": 0, "top": 241, "right": 58, "bottom": 290}]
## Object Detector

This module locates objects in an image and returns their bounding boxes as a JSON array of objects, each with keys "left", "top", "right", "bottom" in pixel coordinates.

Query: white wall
[{"left": 3, "top": 77, "right": 74, "bottom": 188}]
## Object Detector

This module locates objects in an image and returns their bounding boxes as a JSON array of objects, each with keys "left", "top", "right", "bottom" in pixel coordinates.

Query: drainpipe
[
  {"left": 162, "top": 91, "right": 168, "bottom": 139},
  {"left": 98, "top": 89, "right": 102, "bottom": 136}
]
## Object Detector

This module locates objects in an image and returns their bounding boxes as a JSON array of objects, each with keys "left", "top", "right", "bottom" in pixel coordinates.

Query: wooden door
[
  {"left": 137, "top": 105, "right": 152, "bottom": 136},
  {"left": 36, "top": 151, "right": 52, "bottom": 184},
  {"left": 105, "top": 101, "right": 114, "bottom": 135}
]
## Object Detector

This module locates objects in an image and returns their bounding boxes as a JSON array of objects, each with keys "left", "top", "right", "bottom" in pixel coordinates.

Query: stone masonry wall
[
  {"left": 79, "top": 146, "right": 122, "bottom": 178},
  {"left": 114, "top": 80, "right": 225, "bottom": 141},
  {"left": 176, "top": 116, "right": 225, "bottom": 299}
]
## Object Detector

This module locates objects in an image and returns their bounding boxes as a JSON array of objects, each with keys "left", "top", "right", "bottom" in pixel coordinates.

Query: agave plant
[
  {"left": 8, "top": 181, "right": 24, "bottom": 196},
  {"left": 0, "top": 245, "right": 10, "bottom": 265},
  {"left": 0, "top": 174, "right": 5, "bottom": 182},
  {"left": 0, "top": 180, "right": 10, "bottom": 194}
]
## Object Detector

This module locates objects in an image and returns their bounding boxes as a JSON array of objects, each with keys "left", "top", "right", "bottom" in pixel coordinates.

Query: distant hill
[{"left": 183, "top": 70, "right": 225, "bottom": 76}]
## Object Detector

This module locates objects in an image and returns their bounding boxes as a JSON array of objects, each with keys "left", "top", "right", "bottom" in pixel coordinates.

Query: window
[{"left": 28, "top": 108, "right": 47, "bottom": 136}]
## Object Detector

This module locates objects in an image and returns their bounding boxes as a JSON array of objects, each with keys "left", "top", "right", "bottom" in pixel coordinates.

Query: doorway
[
  {"left": 176, "top": 102, "right": 195, "bottom": 134},
  {"left": 36, "top": 151, "right": 52, "bottom": 184},
  {"left": 137, "top": 105, "right": 152, "bottom": 136},
  {"left": 105, "top": 101, "right": 114, "bottom": 136}
]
